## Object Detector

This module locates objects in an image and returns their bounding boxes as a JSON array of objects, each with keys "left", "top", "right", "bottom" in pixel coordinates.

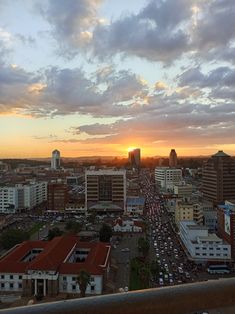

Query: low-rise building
[
  {"left": 0, "top": 236, "right": 111, "bottom": 296},
  {"left": 113, "top": 218, "right": 143, "bottom": 233},
  {"left": 180, "top": 221, "right": 231, "bottom": 261},
  {"left": 126, "top": 196, "right": 145, "bottom": 216}
]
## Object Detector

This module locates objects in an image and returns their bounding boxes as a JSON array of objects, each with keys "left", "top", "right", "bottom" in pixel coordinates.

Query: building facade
[
  {"left": 202, "top": 151, "right": 235, "bottom": 203},
  {"left": 217, "top": 201, "right": 235, "bottom": 258},
  {"left": 51, "top": 149, "right": 61, "bottom": 170},
  {"left": 0, "top": 182, "right": 47, "bottom": 213},
  {"left": 47, "top": 183, "right": 68, "bottom": 211},
  {"left": 85, "top": 170, "right": 126, "bottom": 213},
  {"left": 180, "top": 221, "right": 231, "bottom": 261},
  {"left": 128, "top": 148, "right": 141, "bottom": 168},
  {"left": 0, "top": 236, "right": 111, "bottom": 297},
  {"left": 155, "top": 167, "right": 182, "bottom": 192},
  {"left": 169, "top": 149, "right": 177, "bottom": 167}
]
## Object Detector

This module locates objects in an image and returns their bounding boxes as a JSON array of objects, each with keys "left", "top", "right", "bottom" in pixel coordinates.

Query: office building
[
  {"left": 0, "top": 235, "right": 111, "bottom": 296},
  {"left": 47, "top": 183, "right": 68, "bottom": 211},
  {"left": 51, "top": 149, "right": 61, "bottom": 170},
  {"left": 85, "top": 169, "right": 126, "bottom": 213},
  {"left": 155, "top": 167, "right": 182, "bottom": 192},
  {"left": 173, "top": 183, "right": 192, "bottom": 199},
  {"left": 169, "top": 149, "right": 177, "bottom": 167},
  {"left": 202, "top": 151, "right": 235, "bottom": 203},
  {"left": 175, "top": 201, "right": 203, "bottom": 227},
  {"left": 180, "top": 221, "right": 231, "bottom": 261},
  {"left": 128, "top": 148, "right": 141, "bottom": 168},
  {"left": 0, "top": 182, "right": 47, "bottom": 213}
]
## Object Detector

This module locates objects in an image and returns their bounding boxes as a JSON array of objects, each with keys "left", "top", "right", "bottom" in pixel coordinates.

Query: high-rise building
[
  {"left": 51, "top": 149, "right": 60, "bottom": 170},
  {"left": 202, "top": 151, "right": 235, "bottom": 203},
  {"left": 169, "top": 149, "right": 177, "bottom": 167},
  {"left": 47, "top": 183, "right": 68, "bottom": 211},
  {"left": 128, "top": 148, "right": 141, "bottom": 168},
  {"left": 85, "top": 169, "right": 126, "bottom": 213}
]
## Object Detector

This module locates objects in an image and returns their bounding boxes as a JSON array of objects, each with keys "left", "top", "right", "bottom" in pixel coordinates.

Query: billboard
[{"left": 224, "top": 210, "right": 231, "bottom": 235}]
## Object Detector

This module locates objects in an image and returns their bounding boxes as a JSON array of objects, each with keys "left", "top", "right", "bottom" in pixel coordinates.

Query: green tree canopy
[
  {"left": 99, "top": 223, "right": 112, "bottom": 242},
  {"left": 47, "top": 227, "right": 63, "bottom": 240},
  {"left": 0, "top": 229, "right": 29, "bottom": 250},
  {"left": 65, "top": 220, "right": 82, "bottom": 234},
  {"left": 138, "top": 237, "right": 150, "bottom": 259},
  {"left": 76, "top": 269, "right": 91, "bottom": 298}
]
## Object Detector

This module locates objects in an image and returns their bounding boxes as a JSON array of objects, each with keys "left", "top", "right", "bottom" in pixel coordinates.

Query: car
[
  {"left": 159, "top": 278, "right": 164, "bottom": 285},
  {"left": 185, "top": 272, "right": 190, "bottom": 279},
  {"left": 178, "top": 267, "right": 183, "bottom": 274},
  {"left": 169, "top": 278, "right": 174, "bottom": 284},
  {"left": 164, "top": 274, "right": 169, "bottom": 280},
  {"left": 156, "top": 253, "right": 160, "bottom": 258},
  {"left": 121, "top": 248, "right": 130, "bottom": 252}
]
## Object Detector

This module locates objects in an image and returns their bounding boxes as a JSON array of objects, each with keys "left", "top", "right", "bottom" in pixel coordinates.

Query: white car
[{"left": 159, "top": 278, "right": 164, "bottom": 285}]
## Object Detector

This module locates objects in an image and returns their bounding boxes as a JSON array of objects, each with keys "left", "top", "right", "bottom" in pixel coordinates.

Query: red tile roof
[{"left": 0, "top": 236, "right": 111, "bottom": 276}]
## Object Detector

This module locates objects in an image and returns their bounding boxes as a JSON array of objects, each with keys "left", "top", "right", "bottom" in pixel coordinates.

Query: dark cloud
[{"left": 91, "top": 0, "right": 192, "bottom": 63}]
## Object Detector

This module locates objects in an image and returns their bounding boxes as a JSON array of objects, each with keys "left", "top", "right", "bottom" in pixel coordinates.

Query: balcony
[{"left": 1, "top": 277, "right": 235, "bottom": 314}]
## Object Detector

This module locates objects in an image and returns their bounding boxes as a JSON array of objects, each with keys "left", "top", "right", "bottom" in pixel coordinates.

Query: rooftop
[
  {"left": 212, "top": 150, "right": 230, "bottom": 158},
  {"left": 0, "top": 236, "right": 111, "bottom": 275}
]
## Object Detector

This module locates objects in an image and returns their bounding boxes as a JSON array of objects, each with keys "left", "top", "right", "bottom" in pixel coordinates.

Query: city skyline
[{"left": 0, "top": 0, "right": 235, "bottom": 157}]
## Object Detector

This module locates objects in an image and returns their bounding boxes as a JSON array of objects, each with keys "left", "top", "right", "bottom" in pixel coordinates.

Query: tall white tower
[{"left": 51, "top": 149, "right": 60, "bottom": 169}]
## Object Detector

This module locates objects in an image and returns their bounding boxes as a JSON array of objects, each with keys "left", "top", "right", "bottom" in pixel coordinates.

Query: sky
[{"left": 0, "top": 0, "right": 235, "bottom": 158}]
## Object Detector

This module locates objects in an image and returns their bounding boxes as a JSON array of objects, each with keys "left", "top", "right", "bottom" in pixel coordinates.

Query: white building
[
  {"left": 155, "top": 167, "right": 182, "bottom": 191},
  {"left": 0, "top": 182, "right": 47, "bottom": 213},
  {"left": 0, "top": 236, "right": 111, "bottom": 297},
  {"left": 180, "top": 221, "right": 231, "bottom": 261},
  {"left": 0, "top": 187, "right": 18, "bottom": 213},
  {"left": 51, "top": 149, "right": 60, "bottom": 169},
  {"left": 113, "top": 218, "right": 143, "bottom": 233}
]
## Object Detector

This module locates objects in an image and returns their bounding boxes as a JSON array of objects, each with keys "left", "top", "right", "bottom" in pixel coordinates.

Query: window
[
  {"left": 10, "top": 275, "right": 13, "bottom": 280},
  {"left": 202, "top": 247, "right": 206, "bottom": 250},
  {"left": 91, "top": 285, "right": 95, "bottom": 292},
  {"left": 72, "top": 284, "right": 76, "bottom": 291},
  {"left": 195, "top": 253, "right": 200, "bottom": 256},
  {"left": 10, "top": 283, "right": 14, "bottom": 289},
  {"left": 18, "top": 283, "right": 22, "bottom": 289},
  {"left": 90, "top": 277, "right": 94, "bottom": 282},
  {"left": 19, "top": 275, "right": 22, "bottom": 280},
  {"left": 209, "top": 253, "right": 214, "bottom": 256},
  {"left": 1, "top": 283, "right": 4, "bottom": 288},
  {"left": 63, "top": 276, "right": 67, "bottom": 281},
  {"left": 216, "top": 248, "right": 220, "bottom": 250},
  {"left": 209, "top": 248, "right": 213, "bottom": 250},
  {"left": 202, "top": 253, "right": 207, "bottom": 256},
  {"left": 1, "top": 275, "right": 4, "bottom": 279},
  {"left": 223, "top": 248, "right": 228, "bottom": 251},
  {"left": 72, "top": 277, "right": 76, "bottom": 282}
]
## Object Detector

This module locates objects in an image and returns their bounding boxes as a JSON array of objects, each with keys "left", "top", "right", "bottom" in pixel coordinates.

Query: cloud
[
  {"left": 37, "top": 0, "right": 103, "bottom": 57},
  {"left": 91, "top": 0, "right": 192, "bottom": 63}
]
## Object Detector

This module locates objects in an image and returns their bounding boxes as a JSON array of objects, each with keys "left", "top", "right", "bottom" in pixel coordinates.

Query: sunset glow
[{"left": 0, "top": 0, "right": 234, "bottom": 158}]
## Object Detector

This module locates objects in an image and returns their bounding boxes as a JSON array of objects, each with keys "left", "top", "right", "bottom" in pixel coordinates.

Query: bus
[{"left": 207, "top": 264, "right": 230, "bottom": 274}]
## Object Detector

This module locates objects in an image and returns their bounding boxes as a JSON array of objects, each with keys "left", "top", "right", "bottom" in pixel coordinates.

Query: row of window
[
  {"left": 0, "top": 283, "right": 22, "bottom": 289},
  {"left": 195, "top": 247, "right": 228, "bottom": 251},
  {"left": 195, "top": 253, "right": 228, "bottom": 257},
  {"left": 62, "top": 276, "right": 94, "bottom": 282},
  {"left": 0, "top": 275, "right": 22, "bottom": 280}
]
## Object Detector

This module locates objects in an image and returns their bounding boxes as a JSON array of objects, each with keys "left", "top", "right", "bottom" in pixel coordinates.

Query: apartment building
[{"left": 155, "top": 167, "right": 182, "bottom": 192}]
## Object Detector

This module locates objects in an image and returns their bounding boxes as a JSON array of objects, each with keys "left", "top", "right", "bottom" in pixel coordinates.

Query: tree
[
  {"left": 0, "top": 229, "right": 29, "bottom": 250},
  {"left": 47, "top": 227, "right": 63, "bottom": 240},
  {"left": 65, "top": 220, "right": 82, "bottom": 234},
  {"left": 76, "top": 270, "right": 91, "bottom": 298},
  {"left": 99, "top": 223, "right": 112, "bottom": 242},
  {"left": 138, "top": 237, "right": 150, "bottom": 259},
  {"left": 138, "top": 263, "right": 151, "bottom": 287}
]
